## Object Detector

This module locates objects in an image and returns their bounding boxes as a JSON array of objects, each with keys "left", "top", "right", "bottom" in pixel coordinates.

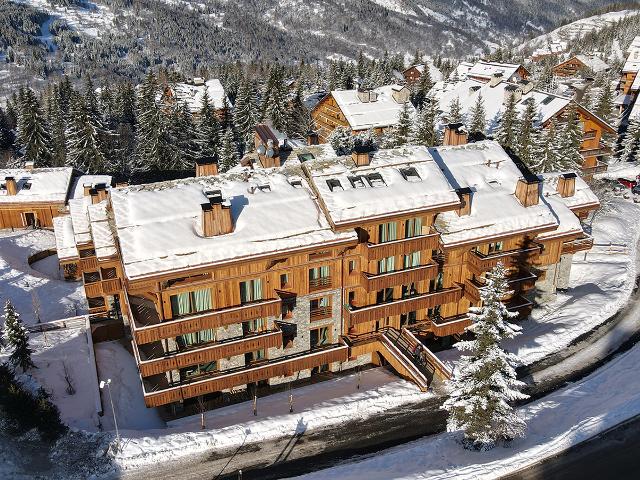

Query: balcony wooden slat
[
  {"left": 138, "top": 329, "right": 284, "bottom": 377},
  {"left": 561, "top": 235, "right": 594, "bottom": 254},
  {"left": 142, "top": 344, "right": 349, "bottom": 407},
  {"left": 102, "top": 278, "right": 122, "bottom": 295},
  {"left": 345, "top": 286, "right": 463, "bottom": 325},
  {"left": 84, "top": 282, "right": 103, "bottom": 298},
  {"left": 431, "top": 315, "right": 472, "bottom": 337},
  {"left": 80, "top": 257, "right": 98, "bottom": 271},
  {"left": 361, "top": 264, "right": 438, "bottom": 291},
  {"left": 366, "top": 234, "right": 440, "bottom": 260},
  {"left": 467, "top": 246, "right": 541, "bottom": 273}
]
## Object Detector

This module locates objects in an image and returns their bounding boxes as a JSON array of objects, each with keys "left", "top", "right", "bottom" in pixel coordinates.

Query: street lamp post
[{"left": 100, "top": 379, "right": 120, "bottom": 451}]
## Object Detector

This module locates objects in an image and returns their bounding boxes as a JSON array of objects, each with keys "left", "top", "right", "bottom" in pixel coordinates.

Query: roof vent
[
  {"left": 366, "top": 172, "right": 386, "bottom": 188},
  {"left": 348, "top": 175, "right": 367, "bottom": 189},
  {"left": 400, "top": 167, "right": 421, "bottom": 182},
  {"left": 557, "top": 172, "right": 577, "bottom": 198},
  {"left": 327, "top": 179, "right": 343, "bottom": 192}
]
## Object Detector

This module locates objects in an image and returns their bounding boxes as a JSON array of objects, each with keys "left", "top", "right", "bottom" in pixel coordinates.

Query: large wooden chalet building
[{"left": 55, "top": 129, "right": 598, "bottom": 416}]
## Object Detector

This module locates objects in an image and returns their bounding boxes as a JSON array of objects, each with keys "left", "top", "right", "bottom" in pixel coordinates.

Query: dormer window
[
  {"left": 22, "top": 182, "right": 32, "bottom": 190},
  {"left": 326, "top": 179, "right": 343, "bottom": 192},
  {"left": 400, "top": 167, "right": 421, "bottom": 182},
  {"left": 367, "top": 172, "right": 386, "bottom": 187},
  {"left": 257, "top": 183, "right": 271, "bottom": 192},
  {"left": 289, "top": 179, "right": 303, "bottom": 188},
  {"left": 348, "top": 175, "right": 367, "bottom": 189}
]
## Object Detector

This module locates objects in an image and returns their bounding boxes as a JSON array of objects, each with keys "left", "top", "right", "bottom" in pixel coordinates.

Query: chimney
[
  {"left": 95, "top": 183, "right": 108, "bottom": 202},
  {"left": 201, "top": 190, "right": 234, "bottom": 237},
  {"left": 443, "top": 123, "right": 468, "bottom": 146},
  {"left": 519, "top": 79, "right": 534, "bottom": 95},
  {"left": 515, "top": 177, "right": 540, "bottom": 207},
  {"left": 89, "top": 188, "right": 100, "bottom": 205},
  {"left": 24, "top": 161, "right": 35, "bottom": 171},
  {"left": 357, "top": 88, "right": 371, "bottom": 103},
  {"left": 306, "top": 131, "right": 319, "bottom": 146},
  {"left": 195, "top": 157, "right": 219, "bottom": 177},
  {"left": 503, "top": 85, "right": 523, "bottom": 104},
  {"left": 83, "top": 183, "right": 92, "bottom": 197},
  {"left": 352, "top": 144, "right": 372, "bottom": 166},
  {"left": 557, "top": 172, "right": 576, "bottom": 198},
  {"left": 391, "top": 86, "right": 410, "bottom": 104},
  {"left": 4, "top": 176, "right": 17, "bottom": 196},
  {"left": 469, "top": 85, "right": 481, "bottom": 96},
  {"left": 489, "top": 72, "right": 504, "bottom": 87},
  {"left": 456, "top": 187, "right": 472, "bottom": 216}
]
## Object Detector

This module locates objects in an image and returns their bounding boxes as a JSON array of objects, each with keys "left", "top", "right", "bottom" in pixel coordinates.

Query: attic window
[
  {"left": 22, "top": 182, "right": 32, "bottom": 190},
  {"left": 400, "top": 167, "right": 421, "bottom": 182},
  {"left": 348, "top": 175, "right": 367, "bottom": 189},
  {"left": 541, "top": 96, "right": 554, "bottom": 105},
  {"left": 298, "top": 153, "right": 315, "bottom": 163},
  {"left": 289, "top": 179, "right": 303, "bottom": 188},
  {"left": 366, "top": 172, "right": 386, "bottom": 188},
  {"left": 326, "top": 179, "right": 343, "bottom": 192},
  {"left": 257, "top": 183, "right": 271, "bottom": 192}
]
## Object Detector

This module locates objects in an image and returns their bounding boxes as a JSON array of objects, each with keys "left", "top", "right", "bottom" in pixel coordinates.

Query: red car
[{"left": 617, "top": 176, "right": 639, "bottom": 189}]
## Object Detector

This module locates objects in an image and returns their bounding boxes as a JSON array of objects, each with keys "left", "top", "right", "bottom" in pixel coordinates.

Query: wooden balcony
[
  {"left": 79, "top": 256, "right": 98, "bottom": 271},
  {"left": 506, "top": 295, "right": 534, "bottom": 318},
  {"left": 366, "top": 234, "right": 440, "bottom": 261},
  {"left": 136, "top": 329, "right": 284, "bottom": 377},
  {"left": 310, "top": 306, "right": 332, "bottom": 321},
  {"left": 431, "top": 314, "right": 472, "bottom": 337},
  {"left": 344, "top": 286, "right": 463, "bottom": 325},
  {"left": 467, "top": 245, "right": 542, "bottom": 273},
  {"left": 141, "top": 342, "right": 349, "bottom": 407},
  {"left": 309, "top": 277, "right": 332, "bottom": 292},
  {"left": 562, "top": 235, "right": 594, "bottom": 254},
  {"left": 464, "top": 270, "right": 537, "bottom": 304},
  {"left": 129, "top": 296, "right": 282, "bottom": 345},
  {"left": 102, "top": 278, "right": 122, "bottom": 295},
  {"left": 580, "top": 144, "right": 611, "bottom": 159},
  {"left": 361, "top": 264, "right": 438, "bottom": 292},
  {"left": 84, "top": 282, "right": 103, "bottom": 298},
  {"left": 580, "top": 162, "right": 608, "bottom": 175}
]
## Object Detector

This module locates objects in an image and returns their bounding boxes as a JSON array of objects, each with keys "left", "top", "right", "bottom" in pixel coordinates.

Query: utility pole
[{"left": 100, "top": 379, "right": 120, "bottom": 451}]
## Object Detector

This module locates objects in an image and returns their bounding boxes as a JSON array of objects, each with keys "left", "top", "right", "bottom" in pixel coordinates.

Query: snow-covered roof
[
  {"left": 429, "top": 78, "right": 571, "bottom": 133},
  {"left": 88, "top": 201, "right": 117, "bottom": 259},
  {"left": 450, "top": 62, "right": 474, "bottom": 80},
  {"left": 531, "top": 41, "right": 567, "bottom": 59},
  {"left": 405, "top": 62, "right": 443, "bottom": 81},
  {"left": 305, "top": 145, "right": 460, "bottom": 226},
  {"left": 573, "top": 55, "right": 610, "bottom": 73},
  {"left": 169, "top": 79, "right": 230, "bottom": 113},
  {"left": 53, "top": 215, "right": 79, "bottom": 262},
  {"left": 330, "top": 84, "right": 416, "bottom": 131},
  {"left": 71, "top": 175, "right": 113, "bottom": 199},
  {"left": 622, "top": 35, "right": 640, "bottom": 73},
  {"left": 541, "top": 172, "right": 600, "bottom": 211},
  {"left": 630, "top": 97, "right": 640, "bottom": 122},
  {"left": 110, "top": 171, "right": 357, "bottom": 280},
  {"left": 0, "top": 167, "right": 73, "bottom": 204},
  {"left": 432, "top": 141, "right": 559, "bottom": 246},
  {"left": 631, "top": 73, "right": 640, "bottom": 93},
  {"left": 69, "top": 197, "right": 93, "bottom": 245},
  {"left": 466, "top": 61, "right": 525, "bottom": 81}
]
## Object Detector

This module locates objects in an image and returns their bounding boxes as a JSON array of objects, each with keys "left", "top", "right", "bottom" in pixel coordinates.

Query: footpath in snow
[{"left": 292, "top": 335, "right": 640, "bottom": 480}]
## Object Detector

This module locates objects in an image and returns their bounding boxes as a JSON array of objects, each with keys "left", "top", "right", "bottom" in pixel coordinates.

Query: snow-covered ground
[
  {"left": 292, "top": 332, "right": 640, "bottom": 480},
  {"left": 438, "top": 197, "right": 640, "bottom": 368},
  {"left": 0, "top": 229, "right": 87, "bottom": 325},
  {"left": 114, "top": 368, "right": 427, "bottom": 471}
]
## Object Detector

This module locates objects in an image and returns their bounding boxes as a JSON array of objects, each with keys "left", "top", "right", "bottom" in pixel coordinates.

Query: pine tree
[
  {"left": 593, "top": 83, "right": 614, "bottom": 124},
  {"left": 218, "top": 127, "right": 238, "bottom": 173},
  {"left": 411, "top": 67, "right": 433, "bottom": 108},
  {"left": 328, "top": 126, "right": 354, "bottom": 155},
  {"left": 16, "top": 88, "right": 53, "bottom": 166},
  {"left": 392, "top": 102, "right": 413, "bottom": 146},
  {"left": 264, "top": 69, "right": 288, "bottom": 132},
  {"left": 3, "top": 301, "right": 35, "bottom": 373},
  {"left": 411, "top": 99, "right": 439, "bottom": 147},
  {"left": 496, "top": 93, "right": 519, "bottom": 149},
  {"left": 133, "top": 72, "right": 169, "bottom": 172},
  {"left": 197, "top": 90, "right": 220, "bottom": 159},
  {"left": 442, "top": 263, "right": 528, "bottom": 450},
  {"left": 46, "top": 85, "right": 67, "bottom": 167},
  {"left": 558, "top": 103, "right": 585, "bottom": 171},
  {"left": 620, "top": 117, "right": 640, "bottom": 163},
  {"left": 532, "top": 119, "right": 563, "bottom": 172},
  {"left": 0, "top": 106, "right": 16, "bottom": 152},
  {"left": 233, "top": 79, "right": 258, "bottom": 146},
  {"left": 516, "top": 98, "right": 538, "bottom": 168},
  {"left": 172, "top": 102, "right": 199, "bottom": 169},
  {"left": 448, "top": 97, "right": 463, "bottom": 124},
  {"left": 287, "top": 83, "right": 312, "bottom": 139},
  {"left": 468, "top": 94, "right": 486, "bottom": 135},
  {"left": 65, "top": 93, "right": 107, "bottom": 173}
]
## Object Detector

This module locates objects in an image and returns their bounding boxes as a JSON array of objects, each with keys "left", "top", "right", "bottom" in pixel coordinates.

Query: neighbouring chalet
[
  {"left": 0, "top": 165, "right": 74, "bottom": 229},
  {"left": 429, "top": 74, "right": 616, "bottom": 175},
  {"left": 312, "top": 84, "right": 415, "bottom": 142},
  {"left": 463, "top": 61, "right": 530, "bottom": 83},
  {"left": 531, "top": 41, "right": 568, "bottom": 62},
  {"left": 161, "top": 78, "right": 231, "bottom": 116},
  {"left": 551, "top": 54, "right": 610, "bottom": 77},
  {"left": 403, "top": 62, "right": 443, "bottom": 84},
  {"left": 616, "top": 36, "right": 640, "bottom": 112},
  {"left": 53, "top": 128, "right": 598, "bottom": 416}
]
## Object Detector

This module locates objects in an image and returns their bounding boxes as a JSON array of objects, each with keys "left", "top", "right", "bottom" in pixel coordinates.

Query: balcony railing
[
  {"left": 366, "top": 234, "right": 440, "bottom": 261},
  {"left": 361, "top": 263, "right": 438, "bottom": 292},
  {"left": 580, "top": 144, "right": 611, "bottom": 159},
  {"left": 84, "top": 282, "right": 103, "bottom": 299},
  {"left": 309, "top": 277, "right": 332, "bottom": 292},
  {"left": 80, "top": 256, "right": 98, "bottom": 271},
  {"left": 102, "top": 278, "right": 122, "bottom": 295},
  {"left": 506, "top": 295, "right": 534, "bottom": 318},
  {"left": 344, "top": 285, "right": 463, "bottom": 325},
  {"left": 464, "top": 270, "right": 537, "bottom": 303},
  {"left": 135, "top": 328, "right": 284, "bottom": 377},
  {"left": 430, "top": 314, "right": 472, "bottom": 337},
  {"left": 141, "top": 342, "right": 349, "bottom": 407},
  {"left": 129, "top": 296, "right": 282, "bottom": 345},
  {"left": 561, "top": 235, "right": 594, "bottom": 254},
  {"left": 467, "top": 245, "right": 542, "bottom": 272},
  {"left": 310, "top": 306, "right": 332, "bottom": 320}
]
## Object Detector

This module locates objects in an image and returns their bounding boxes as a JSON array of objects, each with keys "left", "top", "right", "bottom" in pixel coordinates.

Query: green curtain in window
[
  {"left": 320, "top": 265, "right": 330, "bottom": 278},
  {"left": 240, "top": 281, "right": 249, "bottom": 303},
  {"left": 388, "top": 222, "right": 397, "bottom": 241},
  {"left": 319, "top": 297, "right": 329, "bottom": 308},
  {"left": 193, "top": 288, "right": 212, "bottom": 312},
  {"left": 198, "top": 328, "right": 215, "bottom": 343},
  {"left": 255, "top": 349, "right": 265, "bottom": 360},
  {"left": 379, "top": 256, "right": 395, "bottom": 273},
  {"left": 179, "top": 331, "right": 197, "bottom": 346},
  {"left": 411, "top": 251, "right": 420, "bottom": 267},
  {"left": 309, "top": 268, "right": 318, "bottom": 280},
  {"left": 253, "top": 279, "right": 263, "bottom": 301},
  {"left": 171, "top": 292, "right": 191, "bottom": 317},
  {"left": 200, "top": 361, "right": 217, "bottom": 373},
  {"left": 319, "top": 327, "right": 329, "bottom": 345}
]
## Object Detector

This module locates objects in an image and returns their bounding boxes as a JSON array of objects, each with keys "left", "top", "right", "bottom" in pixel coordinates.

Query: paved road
[{"left": 503, "top": 414, "right": 640, "bottom": 480}]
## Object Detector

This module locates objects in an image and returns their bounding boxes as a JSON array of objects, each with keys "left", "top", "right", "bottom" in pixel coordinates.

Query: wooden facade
[{"left": 0, "top": 201, "right": 66, "bottom": 229}]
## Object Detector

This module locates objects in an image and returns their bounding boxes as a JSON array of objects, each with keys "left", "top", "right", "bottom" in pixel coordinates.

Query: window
[
  {"left": 326, "top": 179, "right": 343, "bottom": 191},
  {"left": 376, "top": 288, "right": 394, "bottom": 304},
  {"left": 404, "top": 218, "right": 422, "bottom": 238},
  {"left": 182, "top": 361, "right": 217, "bottom": 379},
  {"left": 87, "top": 297, "right": 105, "bottom": 309},
  {"left": 22, "top": 182, "right": 32, "bottom": 190},
  {"left": 310, "top": 297, "right": 331, "bottom": 319},
  {"left": 403, "top": 251, "right": 421, "bottom": 268},
  {"left": 309, "top": 266, "right": 331, "bottom": 290},
  {"left": 400, "top": 167, "right": 421, "bottom": 182},
  {"left": 348, "top": 175, "right": 367, "bottom": 188},
  {"left": 488, "top": 241, "right": 504, "bottom": 254},
  {"left": 170, "top": 288, "right": 212, "bottom": 317},
  {"left": 427, "top": 306, "right": 441, "bottom": 319},
  {"left": 101, "top": 267, "right": 117, "bottom": 279},
  {"left": 367, "top": 172, "right": 386, "bottom": 187},
  {"left": 401, "top": 283, "right": 417, "bottom": 298},
  {"left": 243, "top": 318, "right": 267, "bottom": 335},
  {"left": 310, "top": 326, "right": 330, "bottom": 348},
  {"left": 79, "top": 248, "right": 96, "bottom": 258},
  {"left": 239, "top": 278, "right": 263, "bottom": 304},
  {"left": 377, "top": 256, "right": 395, "bottom": 274},
  {"left": 245, "top": 350, "right": 265, "bottom": 364},
  {"left": 83, "top": 271, "right": 100, "bottom": 284},
  {"left": 378, "top": 222, "right": 398, "bottom": 243},
  {"left": 178, "top": 329, "right": 216, "bottom": 348},
  {"left": 348, "top": 260, "right": 357, "bottom": 274},
  {"left": 280, "top": 273, "right": 290, "bottom": 289}
]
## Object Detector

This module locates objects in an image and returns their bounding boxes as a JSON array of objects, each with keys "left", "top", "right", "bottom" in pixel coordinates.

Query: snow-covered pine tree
[
  {"left": 411, "top": 67, "right": 433, "bottom": 109},
  {"left": 218, "top": 127, "right": 238, "bottom": 173},
  {"left": 532, "top": 119, "right": 563, "bottom": 172},
  {"left": 46, "top": 85, "right": 67, "bottom": 167},
  {"left": 412, "top": 97, "right": 440, "bottom": 146},
  {"left": 3, "top": 300, "right": 35, "bottom": 372},
  {"left": 558, "top": 103, "right": 585, "bottom": 171},
  {"left": 516, "top": 97, "right": 538, "bottom": 168},
  {"left": 132, "top": 72, "right": 166, "bottom": 172},
  {"left": 442, "top": 262, "right": 528, "bottom": 450},
  {"left": 197, "top": 89, "right": 220, "bottom": 159},
  {"left": 264, "top": 69, "right": 288, "bottom": 132},
  {"left": 496, "top": 92, "right": 519, "bottom": 150},
  {"left": 328, "top": 126, "right": 354, "bottom": 155},
  {"left": 468, "top": 93, "right": 486, "bottom": 135},
  {"left": 620, "top": 117, "right": 640, "bottom": 163},
  {"left": 392, "top": 101, "right": 413, "bottom": 146},
  {"left": 172, "top": 102, "right": 199, "bottom": 170},
  {"left": 16, "top": 88, "right": 53, "bottom": 166},
  {"left": 65, "top": 93, "right": 107, "bottom": 173},
  {"left": 593, "top": 82, "right": 615, "bottom": 125},
  {"left": 448, "top": 96, "right": 463, "bottom": 124},
  {"left": 287, "top": 83, "right": 312, "bottom": 140},
  {"left": 233, "top": 79, "right": 258, "bottom": 146},
  {"left": 0, "top": 106, "right": 14, "bottom": 153}
]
